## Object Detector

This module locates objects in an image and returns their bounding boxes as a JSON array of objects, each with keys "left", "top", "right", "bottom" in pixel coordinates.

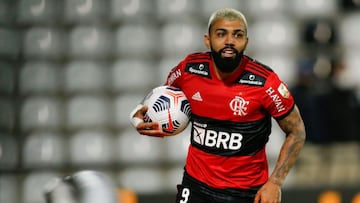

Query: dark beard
[{"left": 210, "top": 46, "right": 243, "bottom": 73}]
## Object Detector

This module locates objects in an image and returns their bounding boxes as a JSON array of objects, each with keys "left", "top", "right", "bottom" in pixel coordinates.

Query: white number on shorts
[{"left": 180, "top": 188, "right": 190, "bottom": 203}]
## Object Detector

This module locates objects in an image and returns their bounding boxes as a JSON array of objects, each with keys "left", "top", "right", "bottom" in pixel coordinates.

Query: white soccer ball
[{"left": 143, "top": 86, "right": 191, "bottom": 136}]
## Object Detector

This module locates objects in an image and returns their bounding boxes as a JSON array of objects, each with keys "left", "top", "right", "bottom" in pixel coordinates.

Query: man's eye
[
  {"left": 217, "top": 33, "right": 225, "bottom": 37},
  {"left": 234, "top": 33, "right": 243, "bottom": 38}
]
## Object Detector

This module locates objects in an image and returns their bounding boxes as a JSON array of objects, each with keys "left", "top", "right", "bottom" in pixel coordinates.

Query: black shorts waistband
[{"left": 182, "top": 171, "right": 260, "bottom": 199}]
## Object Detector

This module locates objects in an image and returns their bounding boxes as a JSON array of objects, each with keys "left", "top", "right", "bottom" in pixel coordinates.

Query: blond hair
[{"left": 207, "top": 8, "right": 248, "bottom": 34}]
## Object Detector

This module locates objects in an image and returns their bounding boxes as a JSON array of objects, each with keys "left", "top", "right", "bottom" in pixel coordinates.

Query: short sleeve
[
  {"left": 165, "top": 60, "right": 186, "bottom": 87},
  {"left": 262, "top": 73, "right": 295, "bottom": 119}
]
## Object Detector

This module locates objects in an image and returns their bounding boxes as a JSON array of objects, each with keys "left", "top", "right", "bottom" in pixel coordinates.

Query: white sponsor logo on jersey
[
  {"left": 229, "top": 96, "right": 249, "bottom": 116},
  {"left": 193, "top": 125, "right": 243, "bottom": 150},
  {"left": 265, "top": 87, "right": 286, "bottom": 112},
  {"left": 167, "top": 69, "right": 181, "bottom": 85},
  {"left": 191, "top": 92, "right": 203, "bottom": 101}
]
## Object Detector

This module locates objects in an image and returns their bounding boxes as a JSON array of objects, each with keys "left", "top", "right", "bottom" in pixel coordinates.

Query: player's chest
[{"left": 181, "top": 79, "right": 265, "bottom": 121}]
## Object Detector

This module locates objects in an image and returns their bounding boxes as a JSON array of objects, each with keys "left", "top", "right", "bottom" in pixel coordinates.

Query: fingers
[
  {"left": 136, "top": 105, "right": 148, "bottom": 116},
  {"left": 253, "top": 188, "right": 281, "bottom": 203},
  {"left": 131, "top": 105, "right": 169, "bottom": 137},
  {"left": 253, "top": 193, "right": 260, "bottom": 203},
  {"left": 137, "top": 121, "right": 168, "bottom": 138}
]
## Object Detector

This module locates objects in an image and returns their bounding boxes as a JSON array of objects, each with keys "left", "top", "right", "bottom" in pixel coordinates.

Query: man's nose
[{"left": 225, "top": 34, "right": 235, "bottom": 45}]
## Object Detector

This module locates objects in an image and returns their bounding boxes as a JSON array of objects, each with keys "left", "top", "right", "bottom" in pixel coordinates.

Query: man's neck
[{"left": 213, "top": 64, "right": 238, "bottom": 80}]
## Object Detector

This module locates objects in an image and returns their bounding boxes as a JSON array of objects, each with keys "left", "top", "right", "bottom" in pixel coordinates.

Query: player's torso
[
  {"left": 166, "top": 52, "right": 291, "bottom": 189},
  {"left": 179, "top": 57, "right": 273, "bottom": 156}
]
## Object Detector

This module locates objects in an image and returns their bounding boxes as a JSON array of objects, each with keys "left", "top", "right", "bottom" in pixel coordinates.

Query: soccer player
[{"left": 130, "top": 8, "right": 306, "bottom": 203}]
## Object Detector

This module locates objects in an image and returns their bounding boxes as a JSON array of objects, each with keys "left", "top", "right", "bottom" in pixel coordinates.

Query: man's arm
[
  {"left": 270, "top": 105, "right": 306, "bottom": 186},
  {"left": 254, "top": 105, "right": 306, "bottom": 203}
]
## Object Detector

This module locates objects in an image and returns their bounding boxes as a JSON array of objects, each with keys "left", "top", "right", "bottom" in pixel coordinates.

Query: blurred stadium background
[{"left": 0, "top": 0, "right": 360, "bottom": 203}]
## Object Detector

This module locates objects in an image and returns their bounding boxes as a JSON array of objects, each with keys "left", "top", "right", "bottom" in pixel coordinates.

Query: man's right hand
[{"left": 130, "top": 105, "right": 171, "bottom": 138}]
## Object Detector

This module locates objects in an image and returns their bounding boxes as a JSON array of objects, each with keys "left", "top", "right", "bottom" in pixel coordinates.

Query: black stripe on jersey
[
  {"left": 245, "top": 57, "right": 274, "bottom": 79},
  {"left": 247, "top": 65, "right": 269, "bottom": 78},
  {"left": 252, "top": 60, "right": 273, "bottom": 72},
  {"left": 190, "top": 114, "right": 272, "bottom": 156}
]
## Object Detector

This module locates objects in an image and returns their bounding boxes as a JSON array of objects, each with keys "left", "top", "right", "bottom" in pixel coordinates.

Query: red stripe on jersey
[
  {"left": 186, "top": 52, "right": 212, "bottom": 60},
  {"left": 185, "top": 146, "right": 269, "bottom": 189}
]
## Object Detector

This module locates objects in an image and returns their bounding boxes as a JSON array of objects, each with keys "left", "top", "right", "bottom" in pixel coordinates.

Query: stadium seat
[
  {"left": 294, "top": 144, "right": 331, "bottom": 186},
  {"left": 0, "top": 98, "right": 15, "bottom": 131},
  {"left": 23, "top": 132, "right": 65, "bottom": 169},
  {"left": 69, "top": 130, "right": 114, "bottom": 166},
  {"left": 112, "top": 93, "right": 146, "bottom": 128},
  {"left": 0, "top": 134, "right": 18, "bottom": 170},
  {"left": 248, "top": 18, "right": 298, "bottom": 52},
  {"left": 164, "top": 127, "right": 190, "bottom": 163},
  {"left": 163, "top": 165, "right": 184, "bottom": 192},
  {"left": 118, "top": 167, "right": 165, "bottom": 194},
  {"left": 111, "top": 59, "right": 155, "bottom": 92},
  {"left": 198, "top": 0, "right": 244, "bottom": 21},
  {"left": 289, "top": 0, "right": 337, "bottom": 18},
  {"left": 340, "top": 0, "right": 360, "bottom": 10},
  {"left": 110, "top": 0, "right": 154, "bottom": 23},
  {"left": 22, "top": 171, "right": 60, "bottom": 203},
  {"left": 23, "top": 27, "right": 65, "bottom": 59},
  {"left": 340, "top": 13, "right": 360, "bottom": 48},
  {"left": 69, "top": 25, "right": 111, "bottom": 59},
  {"left": 64, "top": 60, "right": 108, "bottom": 93},
  {"left": 114, "top": 24, "right": 157, "bottom": 58},
  {"left": 328, "top": 143, "right": 360, "bottom": 185},
  {"left": 342, "top": 50, "right": 360, "bottom": 88},
  {"left": 156, "top": 57, "right": 184, "bottom": 82},
  {"left": 0, "top": 28, "right": 20, "bottom": 58},
  {"left": 21, "top": 96, "right": 62, "bottom": 130},
  {"left": 246, "top": 0, "right": 285, "bottom": 19},
  {"left": 0, "top": 0, "right": 16, "bottom": 25},
  {"left": 265, "top": 119, "right": 285, "bottom": 162},
  {"left": 160, "top": 22, "right": 204, "bottom": 57},
  {"left": 301, "top": 18, "right": 338, "bottom": 47},
  {"left": 116, "top": 128, "right": 164, "bottom": 164},
  {"left": 155, "top": 0, "right": 197, "bottom": 21},
  {"left": 253, "top": 53, "right": 297, "bottom": 86},
  {"left": 0, "top": 62, "right": 15, "bottom": 94},
  {"left": 19, "top": 61, "right": 60, "bottom": 94},
  {"left": 17, "top": 0, "right": 60, "bottom": 24},
  {"left": 65, "top": 95, "right": 110, "bottom": 129},
  {"left": 0, "top": 175, "right": 19, "bottom": 203},
  {"left": 64, "top": 0, "right": 108, "bottom": 24}
]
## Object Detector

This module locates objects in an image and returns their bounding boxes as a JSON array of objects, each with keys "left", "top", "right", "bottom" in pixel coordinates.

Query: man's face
[{"left": 205, "top": 18, "right": 248, "bottom": 60}]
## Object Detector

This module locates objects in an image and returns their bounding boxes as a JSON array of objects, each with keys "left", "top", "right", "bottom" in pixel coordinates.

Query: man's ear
[{"left": 204, "top": 34, "right": 210, "bottom": 49}]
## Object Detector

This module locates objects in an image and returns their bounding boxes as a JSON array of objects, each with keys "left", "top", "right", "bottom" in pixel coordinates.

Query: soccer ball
[{"left": 143, "top": 86, "right": 191, "bottom": 136}]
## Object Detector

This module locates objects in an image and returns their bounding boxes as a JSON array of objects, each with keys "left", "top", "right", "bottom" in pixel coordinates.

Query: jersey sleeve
[
  {"left": 262, "top": 72, "right": 295, "bottom": 119},
  {"left": 164, "top": 60, "right": 186, "bottom": 87}
]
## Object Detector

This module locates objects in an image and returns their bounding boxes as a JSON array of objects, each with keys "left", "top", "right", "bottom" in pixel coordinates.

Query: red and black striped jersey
[{"left": 165, "top": 52, "right": 295, "bottom": 189}]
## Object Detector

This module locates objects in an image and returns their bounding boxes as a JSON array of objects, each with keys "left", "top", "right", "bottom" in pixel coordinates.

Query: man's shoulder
[
  {"left": 184, "top": 51, "right": 211, "bottom": 62},
  {"left": 243, "top": 55, "right": 274, "bottom": 78},
  {"left": 234, "top": 55, "right": 277, "bottom": 87}
]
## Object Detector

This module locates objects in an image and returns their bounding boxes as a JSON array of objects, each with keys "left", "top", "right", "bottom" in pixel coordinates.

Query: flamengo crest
[{"left": 229, "top": 96, "right": 249, "bottom": 116}]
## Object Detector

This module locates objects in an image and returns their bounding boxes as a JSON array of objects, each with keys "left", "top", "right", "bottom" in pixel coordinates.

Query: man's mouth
[{"left": 221, "top": 48, "right": 237, "bottom": 58}]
